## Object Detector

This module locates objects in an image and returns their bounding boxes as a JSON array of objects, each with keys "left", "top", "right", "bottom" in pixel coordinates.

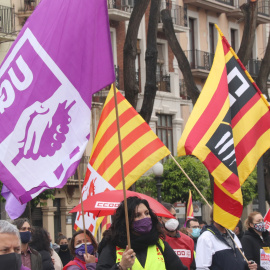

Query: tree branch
[{"left": 161, "top": 9, "right": 200, "bottom": 105}]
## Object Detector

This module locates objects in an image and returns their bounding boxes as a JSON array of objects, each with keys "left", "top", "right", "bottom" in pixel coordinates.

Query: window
[
  {"left": 157, "top": 114, "right": 173, "bottom": 155},
  {"left": 189, "top": 18, "right": 196, "bottom": 68},
  {"left": 230, "top": 29, "right": 237, "bottom": 51},
  {"left": 209, "top": 23, "right": 215, "bottom": 55}
]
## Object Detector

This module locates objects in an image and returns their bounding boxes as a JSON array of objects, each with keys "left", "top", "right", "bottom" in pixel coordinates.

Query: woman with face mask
[
  {"left": 57, "top": 235, "right": 73, "bottom": 266},
  {"left": 241, "top": 211, "right": 270, "bottom": 270},
  {"left": 63, "top": 229, "right": 97, "bottom": 270},
  {"left": 97, "top": 196, "right": 187, "bottom": 270}
]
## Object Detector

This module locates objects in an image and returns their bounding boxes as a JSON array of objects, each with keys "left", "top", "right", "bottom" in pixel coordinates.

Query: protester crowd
[{"left": 1, "top": 197, "right": 270, "bottom": 270}]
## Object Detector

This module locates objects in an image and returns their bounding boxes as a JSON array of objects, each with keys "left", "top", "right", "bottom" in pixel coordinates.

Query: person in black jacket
[
  {"left": 242, "top": 211, "right": 270, "bottom": 270},
  {"left": 97, "top": 196, "right": 187, "bottom": 270},
  {"left": 29, "top": 227, "right": 55, "bottom": 270}
]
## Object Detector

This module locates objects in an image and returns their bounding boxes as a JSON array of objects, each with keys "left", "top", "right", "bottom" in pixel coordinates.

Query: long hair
[
  {"left": 29, "top": 227, "right": 51, "bottom": 253},
  {"left": 244, "top": 211, "right": 261, "bottom": 230},
  {"left": 103, "top": 196, "right": 165, "bottom": 245},
  {"left": 69, "top": 229, "right": 97, "bottom": 256}
]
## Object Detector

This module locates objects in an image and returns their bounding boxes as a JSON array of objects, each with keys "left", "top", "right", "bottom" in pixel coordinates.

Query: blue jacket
[{"left": 195, "top": 224, "right": 249, "bottom": 270}]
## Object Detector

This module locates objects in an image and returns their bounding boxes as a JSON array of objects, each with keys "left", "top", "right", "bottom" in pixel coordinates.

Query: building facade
[{"left": 0, "top": 0, "right": 269, "bottom": 241}]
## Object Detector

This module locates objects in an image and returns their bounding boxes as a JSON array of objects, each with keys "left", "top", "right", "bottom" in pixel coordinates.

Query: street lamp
[{"left": 153, "top": 162, "right": 164, "bottom": 203}]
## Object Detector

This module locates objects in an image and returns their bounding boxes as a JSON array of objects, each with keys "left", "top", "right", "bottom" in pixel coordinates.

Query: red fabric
[
  {"left": 165, "top": 231, "right": 194, "bottom": 270},
  {"left": 63, "top": 258, "right": 86, "bottom": 270}
]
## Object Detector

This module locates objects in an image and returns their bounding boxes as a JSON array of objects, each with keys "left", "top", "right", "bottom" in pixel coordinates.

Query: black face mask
[
  {"left": 60, "top": 244, "right": 69, "bottom": 251},
  {"left": 0, "top": 253, "right": 22, "bottom": 270}
]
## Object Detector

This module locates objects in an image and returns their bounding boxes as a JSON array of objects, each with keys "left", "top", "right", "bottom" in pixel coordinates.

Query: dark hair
[
  {"left": 13, "top": 218, "right": 31, "bottom": 230},
  {"left": 57, "top": 235, "right": 67, "bottom": 244},
  {"left": 29, "top": 227, "right": 51, "bottom": 253},
  {"left": 186, "top": 218, "right": 199, "bottom": 228},
  {"left": 69, "top": 230, "right": 97, "bottom": 257},
  {"left": 103, "top": 196, "right": 165, "bottom": 245},
  {"left": 199, "top": 220, "right": 207, "bottom": 225},
  {"left": 161, "top": 202, "right": 175, "bottom": 212},
  {"left": 236, "top": 220, "right": 243, "bottom": 232}
]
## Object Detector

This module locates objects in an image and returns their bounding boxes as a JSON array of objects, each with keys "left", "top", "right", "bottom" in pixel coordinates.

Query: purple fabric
[
  {"left": 0, "top": 0, "right": 115, "bottom": 208},
  {"left": 1, "top": 185, "right": 26, "bottom": 219},
  {"left": 133, "top": 217, "right": 153, "bottom": 234},
  {"left": 66, "top": 263, "right": 96, "bottom": 270},
  {"left": 20, "top": 265, "right": 31, "bottom": 270}
]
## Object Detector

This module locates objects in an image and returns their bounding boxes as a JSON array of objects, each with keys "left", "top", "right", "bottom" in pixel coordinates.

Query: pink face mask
[{"left": 133, "top": 217, "right": 152, "bottom": 234}]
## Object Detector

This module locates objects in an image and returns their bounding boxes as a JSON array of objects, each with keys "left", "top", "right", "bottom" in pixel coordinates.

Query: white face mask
[{"left": 165, "top": 218, "right": 179, "bottom": 232}]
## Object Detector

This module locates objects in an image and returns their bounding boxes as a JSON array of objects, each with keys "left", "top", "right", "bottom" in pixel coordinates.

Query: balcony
[
  {"left": 179, "top": 79, "right": 191, "bottom": 100},
  {"left": 257, "top": 0, "right": 270, "bottom": 24},
  {"left": 107, "top": 0, "right": 134, "bottom": 21},
  {"left": 92, "top": 65, "right": 121, "bottom": 102},
  {"left": 247, "top": 59, "right": 261, "bottom": 78},
  {"left": 185, "top": 50, "right": 214, "bottom": 78},
  {"left": 158, "top": 3, "right": 188, "bottom": 33},
  {"left": 183, "top": 0, "right": 235, "bottom": 14},
  {"left": 157, "top": 74, "right": 171, "bottom": 92},
  {"left": 227, "top": 0, "right": 270, "bottom": 23},
  {"left": 0, "top": 5, "right": 16, "bottom": 43},
  {"left": 246, "top": 59, "right": 270, "bottom": 87},
  {"left": 17, "top": 0, "right": 41, "bottom": 24}
]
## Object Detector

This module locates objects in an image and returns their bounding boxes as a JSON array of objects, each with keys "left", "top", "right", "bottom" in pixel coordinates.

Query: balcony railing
[
  {"left": 185, "top": 50, "right": 214, "bottom": 71},
  {"left": 258, "top": 0, "right": 270, "bottom": 16},
  {"left": 215, "top": 0, "right": 234, "bottom": 6},
  {"left": 159, "top": 2, "right": 187, "bottom": 27},
  {"left": 157, "top": 74, "right": 170, "bottom": 92},
  {"left": 0, "top": 5, "right": 15, "bottom": 35},
  {"left": 247, "top": 59, "right": 261, "bottom": 77},
  {"left": 107, "top": 0, "right": 134, "bottom": 13},
  {"left": 18, "top": 0, "right": 41, "bottom": 13},
  {"left": 179, "top": 79, "right": 190, "bottom": 100}
]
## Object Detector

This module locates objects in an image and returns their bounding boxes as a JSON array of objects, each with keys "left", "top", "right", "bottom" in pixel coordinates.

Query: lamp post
[{"left": 153, "top": 162, "right": 164, "bottom": 203}]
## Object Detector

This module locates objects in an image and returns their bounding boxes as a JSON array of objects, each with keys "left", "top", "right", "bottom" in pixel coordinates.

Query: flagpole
[
  {"left": 77, "top": 166, "right": 88, "bottom": 255},
  {"left": 112, "top": 82, "right": 132, "bottom": 250},
  {"left": 170, "top": 154, "right": 250, "bottom": 263},
  {"left": 170, "top": 154, "right": 212, "bottom": 209}
]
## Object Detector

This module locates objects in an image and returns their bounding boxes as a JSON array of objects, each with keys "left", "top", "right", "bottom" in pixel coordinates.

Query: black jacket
[
  {"left": 241, "top": 228, "right": 270, "bottom": 270},
  {"left": 96, "top": 240, "right": 187, "bottom": 270},
  {"left": 38, "top": 250, "right": 55, "bottom": 270}
]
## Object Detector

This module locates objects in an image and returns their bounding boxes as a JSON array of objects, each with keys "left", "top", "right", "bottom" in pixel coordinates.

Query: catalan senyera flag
[
  {"left": 186, "top": 190, "right": 194, "bottom": 220},
  {"left": 177, "top": 25, "right": 270, "bottom": 230},
  {"left": 75, "top": 85, "right": 170, "bottom": 234}
]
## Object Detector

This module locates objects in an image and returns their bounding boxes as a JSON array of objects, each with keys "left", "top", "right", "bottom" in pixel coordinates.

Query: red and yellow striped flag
[
  {"left": 75, "top": 85, "right": 170, "bottom": 234},
  {"left": 186, "top": 190, "right": 194, "bottom": 220},
  {"left": 91, "top": 86, "right": 170, "bottom": 189},
  {"left": 178, "top": 25, "right": 270, "bottom": 230}
]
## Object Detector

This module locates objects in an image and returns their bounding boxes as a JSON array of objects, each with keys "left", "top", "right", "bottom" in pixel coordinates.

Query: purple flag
[
  {"left": 0, "top": 0, "right": 115, "bottom": 205},
  {"left": 1, "top": 185, "right": 27, "bottom": 219}
]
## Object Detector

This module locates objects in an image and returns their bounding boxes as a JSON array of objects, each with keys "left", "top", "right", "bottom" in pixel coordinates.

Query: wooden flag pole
[
  {"left": 112, "top": 82, "right": 132, "bottom": 250},
  {"left": 170, "top": 154, "right": 249, "bottom": 264},
  {"left": 170, "top": 154, "right": 212, "bottom": 209},
  {"left": 77, "top": 166, "right": 88, "bottom": 255}
]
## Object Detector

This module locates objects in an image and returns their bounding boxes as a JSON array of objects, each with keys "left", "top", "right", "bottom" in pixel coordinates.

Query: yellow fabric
[{"left": 115, "top": 239, "right": 166, "bottom": 270}]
